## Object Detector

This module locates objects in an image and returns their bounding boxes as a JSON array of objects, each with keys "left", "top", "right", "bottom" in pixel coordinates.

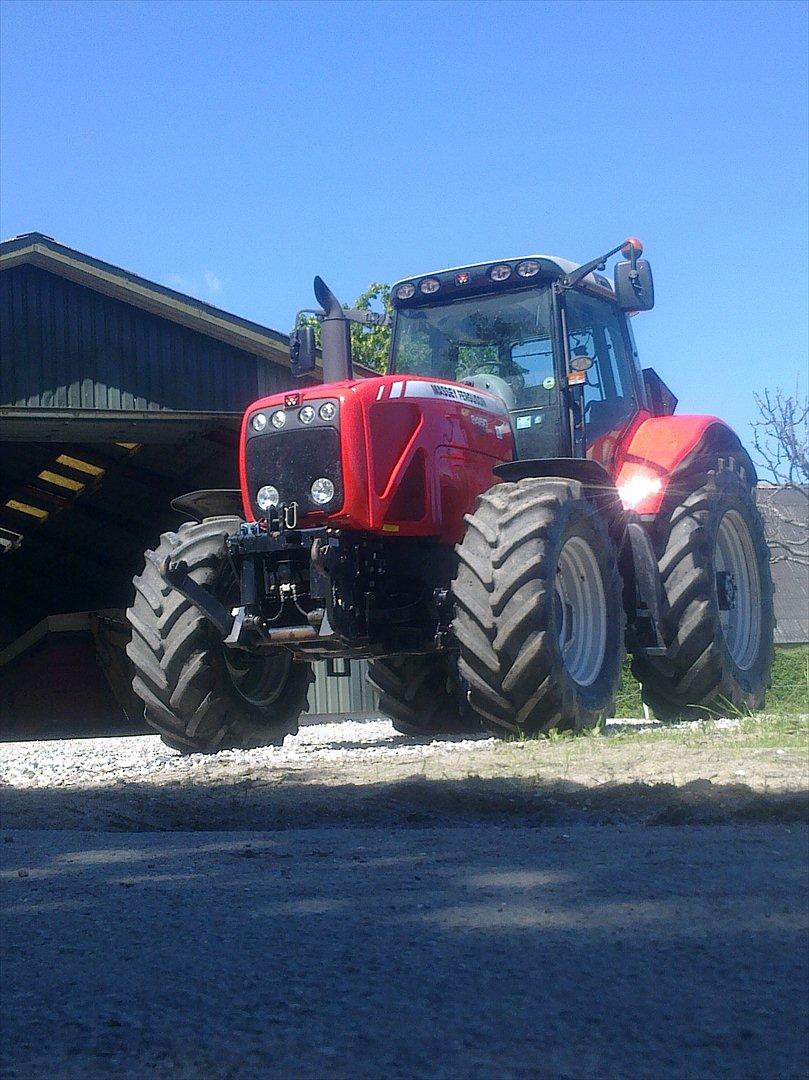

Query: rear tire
[
  {"left": 367, "top": 653, "right": 480, "bottom": 737},
  {"left": 631, "top": 460, "right": 774, "bottom": 720},
  {"left": 452, "top": 478, "right": 625, "bottom": 736},
  {"left": 126, "top": 516, "right": 313, "bottom": 753}
]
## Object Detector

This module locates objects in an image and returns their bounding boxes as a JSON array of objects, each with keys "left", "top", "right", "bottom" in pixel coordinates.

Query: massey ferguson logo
[
  {"left": 399, "top": 379, "right": 508, "bottom": 415},
  {"left": 429, "top": 383, "right": 489, "bottom": 411},
  {"left": 284, "top": 393, "right": 300, "bottom": 408}
]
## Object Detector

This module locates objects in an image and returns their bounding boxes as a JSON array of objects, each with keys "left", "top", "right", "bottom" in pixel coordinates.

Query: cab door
[{"left": 562, "top": 291, "right": 643, "bottom": 471}]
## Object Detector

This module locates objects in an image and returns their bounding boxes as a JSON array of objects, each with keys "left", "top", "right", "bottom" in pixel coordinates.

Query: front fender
[{"left": 615, "top": 415, "right": 756, "bottom": 515}]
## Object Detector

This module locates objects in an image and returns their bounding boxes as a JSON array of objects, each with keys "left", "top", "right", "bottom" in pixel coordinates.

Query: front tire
[
  {"left": 367, "top": 653, "right": 480, "bottom": 737},
  {"left": 126, "top": 516, "right": 313, "bottom": 753},
  {"left": 452, "top": 478, "right": 625, "bottom": 736},
  {"left": 631, "top": 460, "right": 774, "bottom": 720}
]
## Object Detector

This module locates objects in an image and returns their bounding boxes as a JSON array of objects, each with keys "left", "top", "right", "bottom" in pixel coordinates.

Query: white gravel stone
[
  {"left": 0, "top": 717, "right": 502, "bottom": 790},
  {"left": 2, "top": 714, "right": 756, "bottom": 793}
]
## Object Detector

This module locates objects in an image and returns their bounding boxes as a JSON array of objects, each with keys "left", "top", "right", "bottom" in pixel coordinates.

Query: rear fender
[{"left": 614, "top": 416, "right": 757, "bottom": 516}]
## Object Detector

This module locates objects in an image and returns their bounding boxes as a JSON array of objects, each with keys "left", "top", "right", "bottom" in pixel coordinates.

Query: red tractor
[{"left": 126, "top": 239, "right": 774, "bottom": 752}]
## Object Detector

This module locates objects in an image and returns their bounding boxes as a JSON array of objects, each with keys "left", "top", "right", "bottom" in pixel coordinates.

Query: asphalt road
[{"left": 2, "top": 822, "right": 807, "bottom": 1080}]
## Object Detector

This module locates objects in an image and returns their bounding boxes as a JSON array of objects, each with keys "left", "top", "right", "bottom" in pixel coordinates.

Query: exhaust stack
[{"left": 314, "top": 276, "right": 353, "bottom": 383}]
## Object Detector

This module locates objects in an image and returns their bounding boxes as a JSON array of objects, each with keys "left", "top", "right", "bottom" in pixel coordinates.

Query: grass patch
[
  {"left": 614, "top": 658, "right": 643, "bottom": 718},
  {"left": 767, "top": 646, "right": 809, "bottom": 715},
  {"left": 604, "top": 711, "right": 809, "bottom": 751},
  {"left": 614, "top": 644, "right": 809, "bottom": 719}
]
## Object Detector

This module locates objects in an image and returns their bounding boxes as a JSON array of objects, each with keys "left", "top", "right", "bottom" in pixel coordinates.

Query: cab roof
[{"left": 392, "top": 255, "right": 614, "bottom": 295}]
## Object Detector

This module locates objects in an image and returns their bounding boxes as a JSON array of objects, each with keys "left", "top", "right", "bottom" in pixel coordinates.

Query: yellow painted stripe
[
  {"left": 38, "top": 470, "right": 85, "bottom": 492},
  {"left": 5, "top": 500, "right": 49, "bottom": 520},
  {"left": 115, "top": 442, "right": 140, "bottom": 450},
  {"left": 55, "top": 454, "right": 105, "bottom": 477}
]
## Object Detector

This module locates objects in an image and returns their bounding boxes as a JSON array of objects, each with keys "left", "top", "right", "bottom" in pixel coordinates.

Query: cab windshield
[{"left": 390, "top": 287, "right": 558, "bottom": 415}]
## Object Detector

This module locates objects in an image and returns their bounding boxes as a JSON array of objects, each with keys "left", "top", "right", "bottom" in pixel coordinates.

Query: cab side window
[{"left": 564, "top": 293, "right": 637, "bottom": 458}]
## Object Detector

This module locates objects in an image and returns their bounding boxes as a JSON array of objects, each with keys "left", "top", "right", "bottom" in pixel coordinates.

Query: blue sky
[{"left": 1, "top": 0, "right": 807, "bottom": 453}]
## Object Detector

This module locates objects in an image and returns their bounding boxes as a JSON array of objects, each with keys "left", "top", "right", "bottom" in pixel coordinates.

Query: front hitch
[
  {"left": 160, "top": 558, "right": 235, "bottom": 639},
  {"left": 159, "top": 553, "right": 322, "bottom": 647}
]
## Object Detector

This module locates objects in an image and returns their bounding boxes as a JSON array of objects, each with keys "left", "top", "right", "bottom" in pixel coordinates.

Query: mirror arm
[
  {"left": 342, "top": 309, "right": 392, "bottom": 328},
  {"left": 562, "top": 238, "right": 643, "bottom": 291},
  {"left": 561, "top": 242, "right": 625, "bottom": 291}
]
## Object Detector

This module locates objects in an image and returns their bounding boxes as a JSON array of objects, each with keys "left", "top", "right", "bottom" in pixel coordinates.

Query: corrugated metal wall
[
  {"left": 305, "top": 660, "right": 378, "bottom": 716},
  {"left": 0, "top": 264, "right": 288, "bottom": 412}
]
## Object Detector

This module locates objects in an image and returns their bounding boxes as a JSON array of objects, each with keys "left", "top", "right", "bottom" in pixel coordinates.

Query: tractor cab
[{"left": 387, "top": 245, "right": 654, "bottom": 473}]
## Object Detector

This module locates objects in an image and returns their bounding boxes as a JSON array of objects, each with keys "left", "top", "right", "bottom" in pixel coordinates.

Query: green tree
[
  {"left": 348, "top": 282, "right": 391, "bottom": 372},
  {"left": 297, "top": 282, "right": 392, "bottom": 373}
]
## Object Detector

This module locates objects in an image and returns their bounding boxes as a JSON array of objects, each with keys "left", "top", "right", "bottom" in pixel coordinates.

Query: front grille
[{"left": 245, "top": 427, "right": 343, "bottom": 519}]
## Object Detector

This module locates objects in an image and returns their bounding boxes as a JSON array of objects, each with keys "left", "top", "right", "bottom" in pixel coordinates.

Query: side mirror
[
  {"left": 289, "top": 324, "right": 317, "bottom": 378},
  {"left": 614, "top": 259, "right": 654, "bottom": 311}
]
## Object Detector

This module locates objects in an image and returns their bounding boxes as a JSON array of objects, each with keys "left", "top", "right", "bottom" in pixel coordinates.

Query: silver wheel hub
[
  {"left": 555, "top": 535, "right": 607, "bottom": 686},
  {"left": 715, "top": 510, "right": 762, "bottom": 670}
]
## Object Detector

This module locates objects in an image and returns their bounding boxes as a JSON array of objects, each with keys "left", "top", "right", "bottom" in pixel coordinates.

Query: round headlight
[
  {"left": 251, "top": 412, "right": 268, "bottom": 432},
  {"left": 419, "top": 278, "right": 440, "bottom": 295},
  {"left": 310, "top": 477, "right": 335, "bottom": 505},
  {"left": 395, "top": 282, "right": 416, "bottom": 300},
  {"left": 299, "top": 405, "right": 315, "bottom": 424},
  {"left": 271, "top": 410, "right": 286, "bottom": 429},
  {"left": 516, "top": 259, "right": 541, "bottom": 278},
  {"left": 319, "top": 401, "right": 337, "bottom": 422},
  {"left": 489, "top": 264, "right": 512, "bottom": 282},
  {"left": 256, "top": 485, "right": 280, "bottom": 511}
]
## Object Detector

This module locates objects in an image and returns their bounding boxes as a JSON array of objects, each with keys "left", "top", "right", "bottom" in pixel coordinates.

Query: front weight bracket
[{"left": 160, "top": 558, "right": 235, "bottom": 639}]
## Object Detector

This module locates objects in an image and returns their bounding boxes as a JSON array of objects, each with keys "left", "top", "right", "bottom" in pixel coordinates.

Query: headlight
[
  {"left": 310, "top": 478, "right": 335, "bottom": 505},
  {"left": 319, "top": 401, "right": 337, "bottom": 422},
  {"left": 515, "top": 259, "right": 541, "bottom": 278},
  {"left": 489, "top": 264, "right": 512, "bottom": 282},
  {"left": 256, "top": 485, "right": 280, "bottom": 511},
  {"left": 271, "top": 410, "right": 286, "bottom": 429},
  {"left": 419, "top": 277, "right": 440, "bottom": 295},
  {"left": 251, "top": 412, "right": 267, "bottom": 432},
  {"left": 299, "top": 405, "right": 315, "bottom": 424},
  {"left": 395, "top": 283, "right": 416, "bottom": 300}
]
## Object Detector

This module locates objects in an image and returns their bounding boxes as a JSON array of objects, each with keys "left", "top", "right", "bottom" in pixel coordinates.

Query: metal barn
[{"left": 0, "top": 233, "right": 374, "bottom": 730}]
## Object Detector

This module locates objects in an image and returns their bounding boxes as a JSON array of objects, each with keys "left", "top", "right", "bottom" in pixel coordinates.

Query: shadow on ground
[
  {"left": 2, "top": 772, "right": 806, "bottom": 831},
  {"left": 2, "top": 821, "right": 808, "bottom": 1080}
]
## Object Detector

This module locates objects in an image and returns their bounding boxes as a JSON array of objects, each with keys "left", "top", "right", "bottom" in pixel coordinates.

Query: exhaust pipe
[{"left": 314, "top": 276, "right": 353, "bottom": 383}]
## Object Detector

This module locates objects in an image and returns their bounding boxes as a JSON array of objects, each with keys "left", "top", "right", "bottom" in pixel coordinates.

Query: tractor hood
[{"left": 238, "top": 375, "right": 513, "bottom": 543}]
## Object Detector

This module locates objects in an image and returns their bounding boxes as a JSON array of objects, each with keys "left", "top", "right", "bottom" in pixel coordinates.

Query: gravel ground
[
  {"left": 1, "top": 718, "right": 808, "bottom": 1078},
  {"left": 1, "top": 716, "right": 806, "bottom": 830},
  {"left": 2, "top": 824, "right": 807, "bottom": 1079}
]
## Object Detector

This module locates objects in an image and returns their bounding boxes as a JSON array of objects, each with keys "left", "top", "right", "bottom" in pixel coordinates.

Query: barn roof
[{"left": 0, "top": 232, "right": 292, "bottom": 365}]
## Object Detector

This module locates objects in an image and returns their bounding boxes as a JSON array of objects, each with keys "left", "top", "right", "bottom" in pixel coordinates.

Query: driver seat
[{"left": 460, "top": 373, "right": 517, "bottom": 411}]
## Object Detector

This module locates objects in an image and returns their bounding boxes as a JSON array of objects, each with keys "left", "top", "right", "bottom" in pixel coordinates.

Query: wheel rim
[
  {"left": 715, "top": 510, "right": 762, "bottom": 670},
  {"left": 223, "top": 647, "right": 293, "bottom": 708},
  {"left": 555, "top": 535, "right": 607, "bottom": 686}
]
